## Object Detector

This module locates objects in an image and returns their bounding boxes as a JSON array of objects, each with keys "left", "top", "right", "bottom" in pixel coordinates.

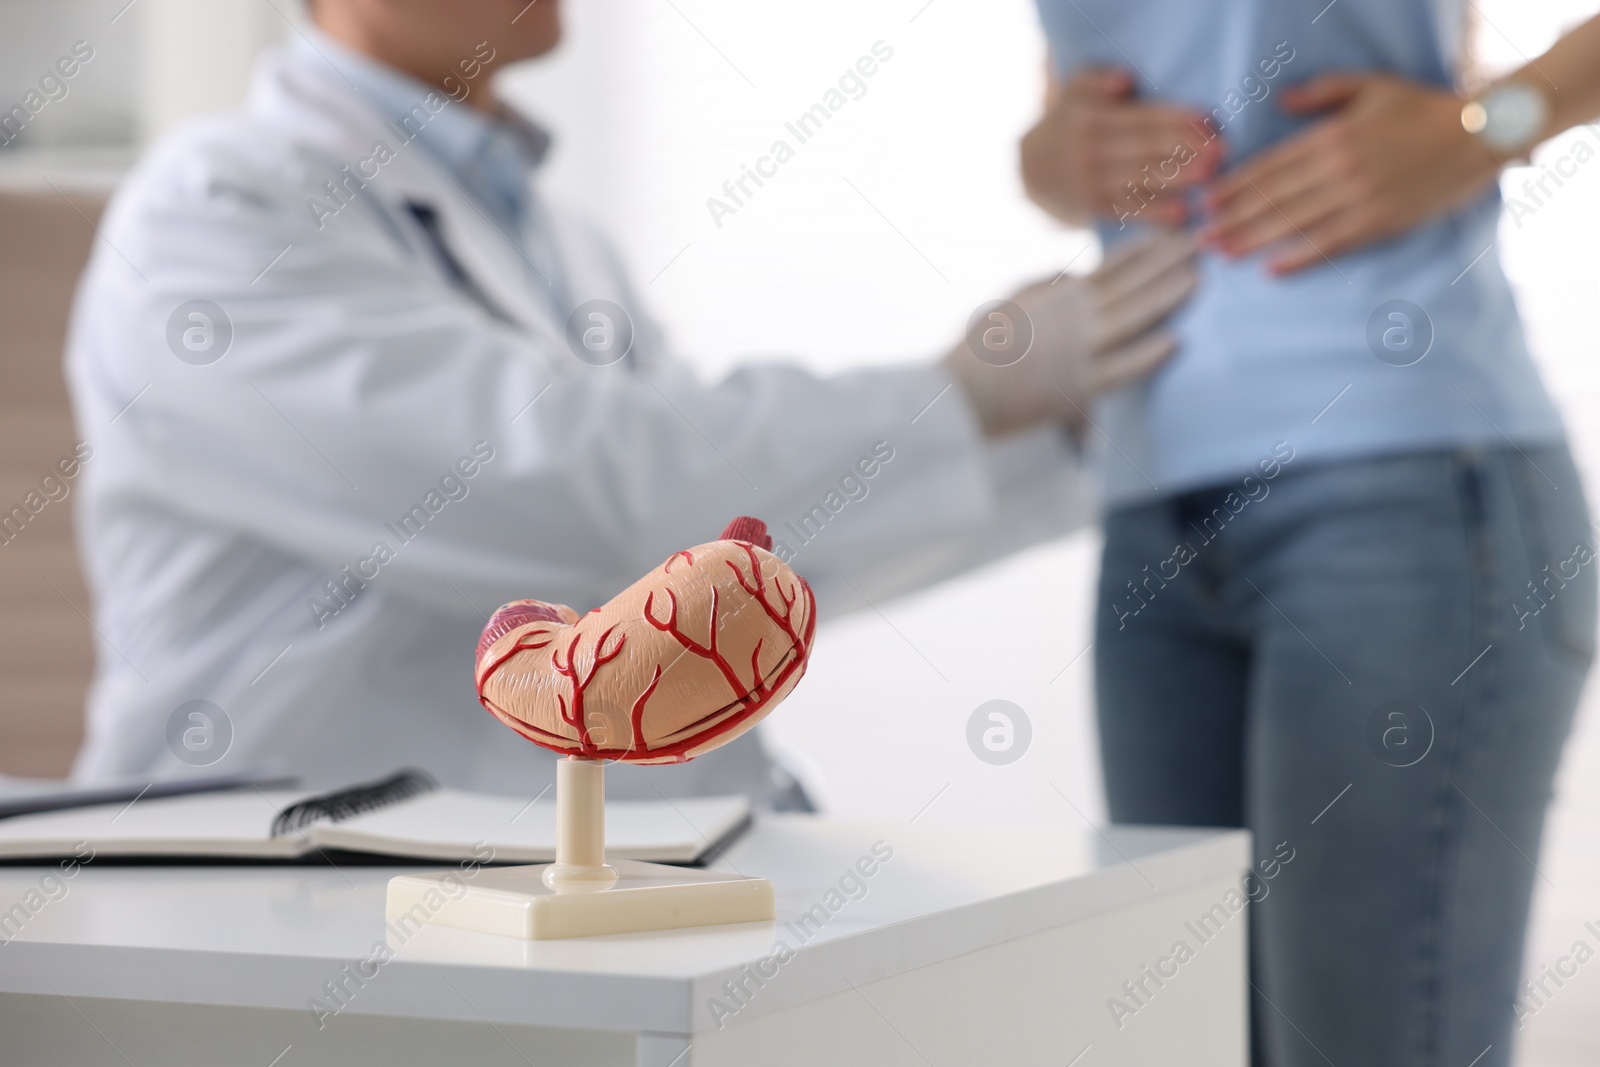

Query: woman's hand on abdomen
[
  {"left": 1200, "top": 73, "right": 1501, "bottom": 275},
  {"left": 1021, "top": 65, "right": 1223, "bottom": 228}
]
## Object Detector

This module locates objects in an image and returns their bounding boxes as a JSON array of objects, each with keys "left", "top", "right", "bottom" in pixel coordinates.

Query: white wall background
[{"left": 0, "top": 0, "right": 142, "bottom": 152}]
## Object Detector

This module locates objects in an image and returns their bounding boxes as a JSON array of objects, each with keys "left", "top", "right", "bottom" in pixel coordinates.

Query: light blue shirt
[
  {"left": 1036, "top": 0, "right": 1565, "bottom": 504},
  {"left": 296, "top": 28, "right": 570, "bottom": 317}
]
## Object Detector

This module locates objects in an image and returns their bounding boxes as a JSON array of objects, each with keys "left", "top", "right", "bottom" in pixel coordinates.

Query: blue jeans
[{"left": 1095, "top": 444, "right": 1595, "bottom": 1067}]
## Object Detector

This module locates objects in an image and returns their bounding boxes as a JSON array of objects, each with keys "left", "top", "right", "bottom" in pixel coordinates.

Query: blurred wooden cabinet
[{"left": 0, "top": 188, "right": 104, "bottom": 776}]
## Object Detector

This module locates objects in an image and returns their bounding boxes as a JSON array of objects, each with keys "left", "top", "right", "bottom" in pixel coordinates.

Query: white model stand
[{"left": 385, "top": 757, "right": 774, "bottom": 940}]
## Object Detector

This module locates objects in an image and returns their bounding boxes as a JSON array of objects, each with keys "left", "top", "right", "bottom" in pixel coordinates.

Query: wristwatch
[{"left": 1461, "top": 81, "right": 1550, "bottom": 157}]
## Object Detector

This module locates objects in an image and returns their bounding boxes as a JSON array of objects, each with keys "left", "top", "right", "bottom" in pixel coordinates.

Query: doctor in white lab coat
[{"left": 65, "top": 0, "right": 1194, "bottom": 800}]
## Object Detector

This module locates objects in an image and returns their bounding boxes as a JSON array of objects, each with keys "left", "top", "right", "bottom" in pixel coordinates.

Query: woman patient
[{"left": 1022, "top": 3, "right": 1600, "bottom": 1065}]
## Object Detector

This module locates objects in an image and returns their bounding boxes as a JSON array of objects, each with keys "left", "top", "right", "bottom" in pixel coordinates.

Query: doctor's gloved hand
[{"left": 943, "top": 231, "right": 1197, "bottom": 439}]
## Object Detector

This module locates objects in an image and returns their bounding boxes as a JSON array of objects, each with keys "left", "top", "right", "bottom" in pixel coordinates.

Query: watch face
[{"left": 1479, "top": 82, "right": 1548, "bottom": 152}]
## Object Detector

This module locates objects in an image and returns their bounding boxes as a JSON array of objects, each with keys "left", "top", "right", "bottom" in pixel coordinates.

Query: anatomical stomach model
[
  {"left": 386, "top": 517, "right": 815, "bottom": 940},
  {"left": 475, "top": 514, "right": 816, "bottom": 764}
]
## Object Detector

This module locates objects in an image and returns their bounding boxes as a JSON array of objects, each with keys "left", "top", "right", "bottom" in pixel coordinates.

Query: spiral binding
[{"left": 270, "top": 768, "right": 438, "bottom": 839}]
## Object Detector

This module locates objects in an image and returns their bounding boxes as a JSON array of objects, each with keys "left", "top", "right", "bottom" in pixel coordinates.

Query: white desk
[{"left": 0, "top": 817, "right": 1249, "bottom": 1066}]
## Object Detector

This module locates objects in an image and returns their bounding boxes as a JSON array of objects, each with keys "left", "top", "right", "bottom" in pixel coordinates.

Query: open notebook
[{"left": 0, "top": 770, "right": 751, "bottom": 864}]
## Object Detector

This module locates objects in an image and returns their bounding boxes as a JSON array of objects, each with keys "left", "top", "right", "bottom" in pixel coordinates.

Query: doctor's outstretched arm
[{"left": 69, "top": 157, "right": 1190, "bottom": 619}]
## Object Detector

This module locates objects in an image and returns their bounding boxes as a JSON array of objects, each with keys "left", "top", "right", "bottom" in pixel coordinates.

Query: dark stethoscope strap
[{"left": 402, "top": 199, "right": 517, "bottom": 325}]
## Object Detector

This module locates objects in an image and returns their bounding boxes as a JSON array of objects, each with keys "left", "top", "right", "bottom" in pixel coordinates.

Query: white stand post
[
  {"left": 544, "top": 757, "right": 618, "bottom": 890},
  {"left": 386, "top": 758, "right": 775, "bottom": 940}
]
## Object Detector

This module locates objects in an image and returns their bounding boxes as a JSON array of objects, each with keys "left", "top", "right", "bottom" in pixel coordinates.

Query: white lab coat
[{"left": 65, "top": 47, "right": 1093, "bottom": 799}]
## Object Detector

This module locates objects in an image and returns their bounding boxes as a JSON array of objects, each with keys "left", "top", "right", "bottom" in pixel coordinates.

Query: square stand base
[{"left": 386, "top": 860, "right": 775, "bottom": 940}]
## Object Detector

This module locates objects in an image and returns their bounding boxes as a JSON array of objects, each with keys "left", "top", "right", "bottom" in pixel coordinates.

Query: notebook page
[
  {"left": 0, "top": 790, "right": 309, "bottom": 859},
  {"left": 313, "top": 789, "right": 752, "bottom": 863}
]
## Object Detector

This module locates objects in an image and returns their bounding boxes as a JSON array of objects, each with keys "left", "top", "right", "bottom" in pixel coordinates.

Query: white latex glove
[{"left": 943, "top": 231, "right": 1197, "bottom": 438}]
